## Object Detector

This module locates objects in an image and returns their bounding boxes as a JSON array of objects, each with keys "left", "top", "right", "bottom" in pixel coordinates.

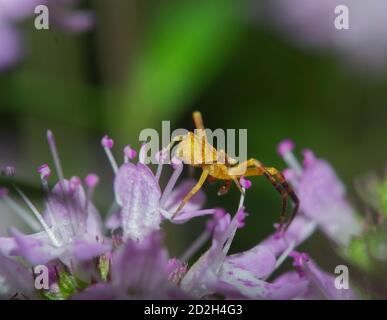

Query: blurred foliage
[{"left": 113, "top": 0, "right": 244, "bottom": 140}]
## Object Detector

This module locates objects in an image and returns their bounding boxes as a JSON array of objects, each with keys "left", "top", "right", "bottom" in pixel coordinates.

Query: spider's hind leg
[
  {"left": 238, "top": 158, "right": 299, "bottom": 232},
  {"left": 261, "top": 169, "right": 289, "bottom": 232},
  {"left": 264, "top": 166, "right": 299, "bottom": 231},
  {"left": 272, "top": 171, "right": 299, "bottom": 230}
]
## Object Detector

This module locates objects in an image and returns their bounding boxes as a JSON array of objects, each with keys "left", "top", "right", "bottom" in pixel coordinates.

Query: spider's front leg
[{"left": 171, "top": 169, "right": 209, "bottom": 218}]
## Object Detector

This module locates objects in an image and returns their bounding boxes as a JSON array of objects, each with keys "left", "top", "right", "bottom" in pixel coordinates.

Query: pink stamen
[
  {"left": 85, "top": 173, "right": 99, "bottom": 188},
  {"left": 123, "top": 145, "right": 137, "bottom": 161},
  {"left": 101, "top": 135, "right": 114, "bottom": 149},
  {"left": 277, "top": 139, "right": 295, "bottom": 157},
  {"left": 84, "top": 174, "right": 99, "bottom": 219},
  {"left": 277, "top": 139, "right": 303, "bottom": 176},
  {"left": 69, "top": 176, "right": 81, "bottom": 191},
  {"left": 38, "top": 164, "right": 51, "bottom": 180},
  {"left": 101, "top": 134, "right": 118, "bottom": 174},
  {"left": 302, "top": 149, "right": 316, "bottom": 167},
  {"left": 239, "top": 176, "right": 252, "bottom": 189}
]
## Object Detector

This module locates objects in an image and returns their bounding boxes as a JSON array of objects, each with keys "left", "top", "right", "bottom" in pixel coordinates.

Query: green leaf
[
  {"left": 58, "top": 271, "right": 88, "bottom": 299},
  {"left": 58, "top": 271, "right": 78, "bottom": 299},
  {"left": 99, "top": 254, "right": 110, "bottom": 281},
  {"left": 347, "top": 228, "right": 387, "bottom": 274},
  {"left": 377, "top": 179, "right": 387, "bottom": 218},
  {"left": 40, "top": 291, "right": 64, "bottom": 300},
  {"left": 347, "top": 236, "right": 372, "bottom": 271}
]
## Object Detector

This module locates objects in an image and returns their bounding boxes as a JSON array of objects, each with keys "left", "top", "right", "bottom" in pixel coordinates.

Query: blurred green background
[{"left": 1, "top": 0, "right": 387, "bottom": 267}]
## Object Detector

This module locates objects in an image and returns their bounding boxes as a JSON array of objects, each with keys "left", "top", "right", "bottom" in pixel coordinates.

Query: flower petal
[
  {"left": 46, "top": 179, "right": 103, "bottom": 242},
  {"left": 260, "top": 215, "right": 316, "bottom": 257},
  {"left": 53, "top": 10, "right": 94, "bottom": 33},
  {"left": 0, "top": 236, "right": 17, "bottom": 256},
  {"left": 72, "top": 283, "right": 125, "bottom": 300},
  {"left": 0, "top": 0, "right": 44, "bottom": 20},
  {"left": 298, "top": 159, "right": 361, "bottom": 246},
  {"left": 0, "top": 253, "right": 36, "bottom": 299},
  {"left": 224, "top": 245, "right": 277, "bottom": 279},
  {"left": 0, "top": 23, "right": 24, "bottom": 71},
  {"left": 164, "top": 179, "right": 206, "bottom": 212},
  {"left": 114, "top": 163, "right": 161, "bottom": 241},
  {"left": 217, "top": 262, "right": 308, "bottom": 299},
  {"left": 10, "top": 228, "right": 63, "bottom": 265},
  {"left": 111, "top": 232, "right": 170, "bottom": 296},
  {"left": 303, "top": 260, "right": 358, "bottom": 300},
  {"left": 71, "top": 240, "right": 111, "bottom": 261}
]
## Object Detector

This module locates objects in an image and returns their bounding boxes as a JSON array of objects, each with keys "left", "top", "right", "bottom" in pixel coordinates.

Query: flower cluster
[
  {"left": 0, "top": 132, "right": 362, "bottom": 299},
  {"left": 0, "top": 0, "right": 94, "bottom": 71}
]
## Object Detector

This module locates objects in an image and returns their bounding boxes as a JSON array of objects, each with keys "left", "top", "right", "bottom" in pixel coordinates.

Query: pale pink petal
[
  {"left": 0, "top": 253, "right": 36, "bottom": 299},
  {"left": 224, "top": 245, "right": 277, "bottom": 279},
  {"left": 114, "top": 163, "right": 161, "bottom": 241}
]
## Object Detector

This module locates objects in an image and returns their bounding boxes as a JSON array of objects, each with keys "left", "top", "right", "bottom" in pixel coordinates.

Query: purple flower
[
  {"left": 0, "top": 129, "right": 217, "bottom": 299},
  {"left": 179, "top": 190, "right": 316, "bottom": 299},
  {"left": 0, "top": 21, "right": 24, "bottom": 71},
  {"left": 0, "top": 130, "right": 362, "bottom": 300},
  {"left": 277, "top": 140, "right": 362, "bottom": 247},
  {"left": 0, "top": 131, "right": 110, "bottom": 267},
  {"left": 49, "top": 0, "right": 94, "bottom": 33},
  {"left": 0, "top": 0, "right": 94, "bottom": 71},
  {"left": 73, "top": 232, "right": 189, "bottom": 300},
  {"left": 108, "top": 141, "right": 216, "bottom": 241},
  {"left": 266, "top": 0, "right": 387, "bottom": 74},
  {"left": 179, "top": 173, "right": 358, "bottom": 300},
  {"left": 273, "top": 252, "right": 358, "bottom": 299}
]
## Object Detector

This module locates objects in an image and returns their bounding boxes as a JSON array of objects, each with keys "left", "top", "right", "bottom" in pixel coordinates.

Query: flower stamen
[
  {"left": 123, "top": 145, "right": 137, "bottom": 163},
  {"left": 101, "top": 135, "right": 118, "bottom": 174},
  {"left": 0, "top": 187, "right": 41, "bottom": 232},
  {"left": 159, "top": 159, "right": 183, "bottom": 207},
  {"left": 13, "top": 185, "right": 60, "bottom": 247},
  {"left": 277, "top": 139, "right": 303, "bottom": 176},
  {"left": 47, "top": 130, "right": 77, "bottom": 235},
  {"left": 84, "top": 173, "right": 99, "bottom": 213}
]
